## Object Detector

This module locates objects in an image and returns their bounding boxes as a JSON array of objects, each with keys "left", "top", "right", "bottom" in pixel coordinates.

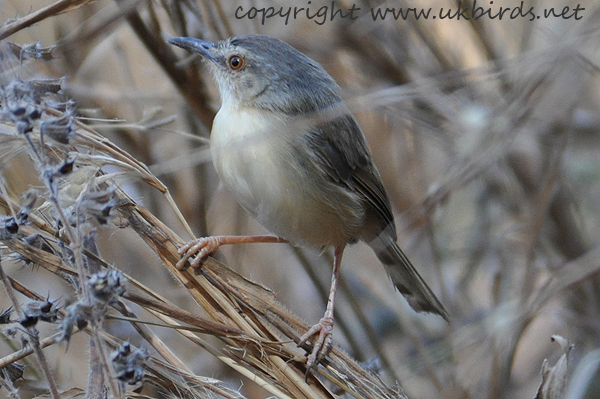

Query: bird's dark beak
[{"left": 168, "top": 37, "right": 217, "bottom": 61}]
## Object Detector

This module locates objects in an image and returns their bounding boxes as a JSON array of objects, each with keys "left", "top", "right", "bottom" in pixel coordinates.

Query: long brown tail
[{"left": 372, "top": 238, "right": 449, "bottom": 321}]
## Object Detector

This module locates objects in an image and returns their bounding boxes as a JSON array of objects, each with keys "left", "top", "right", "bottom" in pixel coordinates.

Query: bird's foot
[
  {"left": 298, "top": 316, "right": 334, "bottom": 377},
  {"left": 177, "top": 235, "right": 287, "bottom": 269},
  {"left": 176, "top": 236, "right": 223, "bottom": 269}
]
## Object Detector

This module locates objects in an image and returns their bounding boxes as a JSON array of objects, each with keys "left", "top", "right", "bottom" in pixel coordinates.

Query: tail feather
[{"left": 372, "top": 239, "right": 449, "bottom": 321}]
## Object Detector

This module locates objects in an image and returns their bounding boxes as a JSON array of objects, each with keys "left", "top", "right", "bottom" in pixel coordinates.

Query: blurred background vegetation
[{"left": 1, "top": 0, "right": 600, "bottom": 398}]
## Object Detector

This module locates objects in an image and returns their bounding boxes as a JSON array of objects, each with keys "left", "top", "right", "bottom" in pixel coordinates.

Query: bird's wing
[{"left": 303, "top": 112, "right": 396, "bottom": 238}]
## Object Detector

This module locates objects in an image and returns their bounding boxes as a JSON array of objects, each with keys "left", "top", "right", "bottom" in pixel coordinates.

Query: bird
[{"left": 168, "top": 34, "right": 448, "bottom": 372}]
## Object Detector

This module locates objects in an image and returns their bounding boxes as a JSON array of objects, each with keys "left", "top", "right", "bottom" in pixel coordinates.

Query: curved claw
[
  {"left": 176, "top": 235, "right": 287, "bottom": 270},
  {"left": 176, "top": 237, "right": 223, "bottom": 270},
  {"left": 298, "top": 316, "right": 334, "bottom": 378}
]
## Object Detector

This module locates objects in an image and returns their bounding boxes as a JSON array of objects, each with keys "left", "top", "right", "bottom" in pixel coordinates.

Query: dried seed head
[
  {"left": 59, "top": 302, "right": 93, "bottom": 344},
  {"left": 9, "top": 42, "right": 56, "bottom": 61},
  {"left": 2, "top": 326, "right": 18, "bottom": 339},
  {"left": 0, "top": 216, "right": 18, "bottom": 238},
  {"left": 0, "top": 362, "right": 26, "bottom": 383},
  {"left": 17, "top": 189, "right": 39, "bottom": 225},
  {"left": 20, "top": 298, "right": 59, "bottom": 327},
  {"left": 88, "top": 269, "right": 126, "bottom": 303},
  {"left": 78, "top": 188, "right": 117, "bottom": 225},
  {"left": 40, "top": 114, "right": 75, "bottom": 145},
  {"left": 111, "top": 342, "right": 148, "bottom": 385},
  {"left": 0, "top": 307, "right": 13, "bottom": 324},
  {"left": 0, "top": 80, "right": 43, "bottom": 134}
]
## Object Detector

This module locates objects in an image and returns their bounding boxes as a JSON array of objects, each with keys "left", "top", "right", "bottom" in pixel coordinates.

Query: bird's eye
[{"left": 228, "top": 55, "right": 243, "bottom": 70}]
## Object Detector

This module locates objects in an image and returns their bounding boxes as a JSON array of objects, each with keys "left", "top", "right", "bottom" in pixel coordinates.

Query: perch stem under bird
[{"left": 168, "top": 34, "right": 449, "bottom": 375}]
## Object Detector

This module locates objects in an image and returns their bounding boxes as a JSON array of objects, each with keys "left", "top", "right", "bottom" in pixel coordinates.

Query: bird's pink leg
[
  {"left": 298, "top": 245, "right": 344, "bottom": 375},
  {"left": 177, "top": 235, "right": 287, "bottom": 269}
]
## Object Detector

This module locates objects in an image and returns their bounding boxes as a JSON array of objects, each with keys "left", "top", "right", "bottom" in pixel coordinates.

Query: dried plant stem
[
  {"left": 0, "top": 0, "right": 95, "bottom": 41},
  {"left": 111, "top": 302, "right": 191, "bottom": 373},
  {"left": 120, "top": 196, "right": 406, "bottom": 399},
  {"left": 0, "top": 262, "right": 60, "bottom": 399},
  {"left": 142, "top": 309, "right": 294, "bottom": 399}
]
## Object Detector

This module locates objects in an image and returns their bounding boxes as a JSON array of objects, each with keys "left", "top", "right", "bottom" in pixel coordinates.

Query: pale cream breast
[{"left": 210, "top": 105, "right": 287, "bottom": 212}]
